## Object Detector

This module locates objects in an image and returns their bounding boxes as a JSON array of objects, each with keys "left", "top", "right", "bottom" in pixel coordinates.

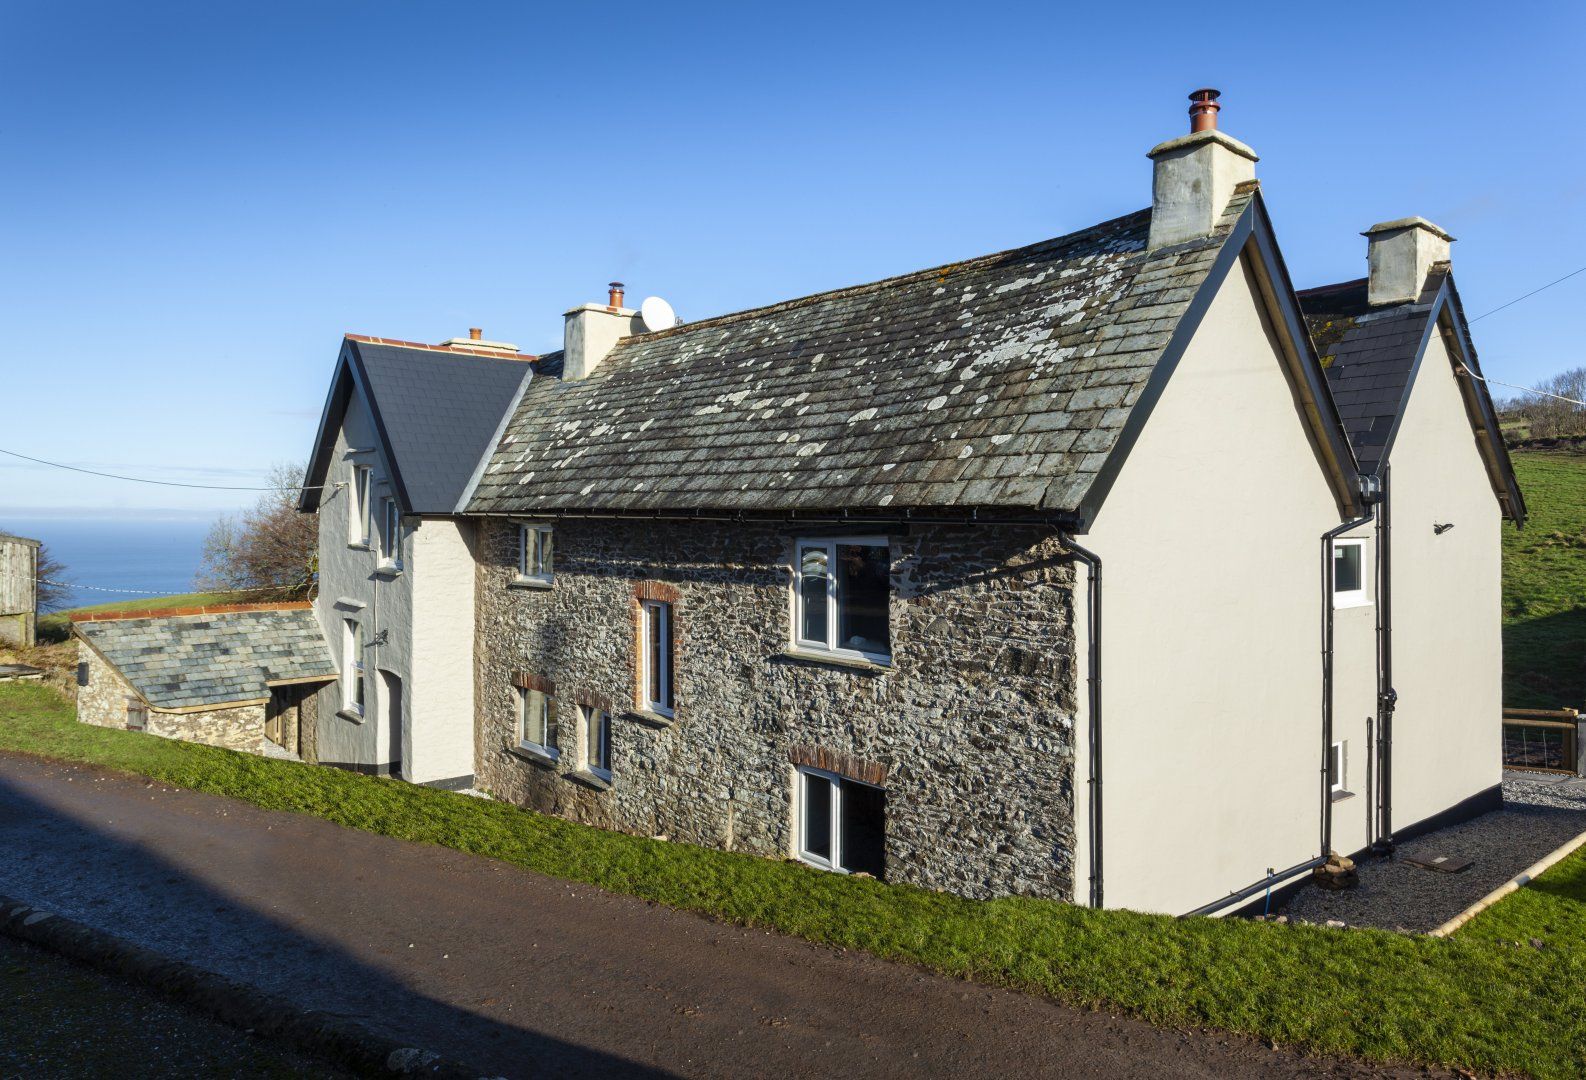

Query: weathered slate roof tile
[
  {"left": 77, "top": 608, "right": 337, "bottom": 710},
  {"left": 470, "top": 194, "right": 1254, "bottom": 517}
]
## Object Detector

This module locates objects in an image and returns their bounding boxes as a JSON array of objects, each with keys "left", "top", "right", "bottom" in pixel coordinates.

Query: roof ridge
[
  {"left": 610, "top": 207, "right": 1152, "bottom": 349},
  {"left": 1296, "top": 277, "right": 1367, "bottom": 298},
  {"left": 346, "top": 333, "right": 538, "bottom": 362}
]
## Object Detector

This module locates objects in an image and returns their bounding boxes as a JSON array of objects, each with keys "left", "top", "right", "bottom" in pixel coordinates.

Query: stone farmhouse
[{"left": 292, "top": 90, "right": 1521, "bottom": 915}]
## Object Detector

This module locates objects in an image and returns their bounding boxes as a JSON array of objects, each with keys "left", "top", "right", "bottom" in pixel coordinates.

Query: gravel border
[
  {"left": 1276, "top": 774, "right": 1586, "bottom": 933},
  {"left": 0, "top": 894, "right": 496, "bottom": 1079}
]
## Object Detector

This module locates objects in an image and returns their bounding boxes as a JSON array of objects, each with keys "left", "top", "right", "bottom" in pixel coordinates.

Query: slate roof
[
  {"left": 301, "top": 337, "right": 534, "bottom": 515},
  {"left": 471, "top": 192, "right": 1259, "bottom": 519},
  {"left": 1298, "top": 273, "right": 1442, "bottom": 475},
  {"left": 76, "top": 608, "right": 337, "bottom": 710}
]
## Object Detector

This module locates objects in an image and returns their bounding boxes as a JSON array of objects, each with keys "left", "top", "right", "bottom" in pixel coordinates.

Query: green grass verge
[
  {"left": 37, "top": 590, "right": 300, "bottom": 643},
  {"left": 2, "top": 681, "right": 1582, "bottom": 1077},
  {"left": 1504, "top": 450, "right": 1586, "bottom": 708}
]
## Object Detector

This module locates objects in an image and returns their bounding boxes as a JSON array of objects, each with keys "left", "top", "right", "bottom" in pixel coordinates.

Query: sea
[{"left": 0, "top": 515, "right": 214, "bottom": 611}]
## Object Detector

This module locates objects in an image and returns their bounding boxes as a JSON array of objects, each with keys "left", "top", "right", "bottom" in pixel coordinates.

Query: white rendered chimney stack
[
  {"left": 563, "top": 280, "right": 642, "bottom": 381},
  {"left": 1147, "top": 89, "right": 1258, "bottom": 252},
  {"left": 1363, "top": 218, "right": 1453, "bottom": 306}
]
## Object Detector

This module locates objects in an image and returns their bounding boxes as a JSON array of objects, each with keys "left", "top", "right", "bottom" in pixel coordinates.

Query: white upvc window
[
  {"left": 518, "top": 686, "right": 557, "bottom": 758},
  {"left": 1332, "top": 538, "right": 1370, "bottom": 608},
  {"left": 795, "top": 766, "right": 886, "bottom": 877},
  {"left": 581, "top": 705, "right": 612, "bottom": 780},
  {"left": 349, "top": 465, "right": 373, "bottom": 547},
  {"left": 1329, "top": 740, "right": 1347, "bottom": 795},
  {"left": 517, "top": 525, "right": 553, "bottom": 584},
  {"left": 378, "top": 497, "right": 402, "bottom": 569},
  {"left": 793, "top": 537, "right": 891, "bottom": 662},
  {"left": 342, "top": 619, "right": 365, "bottom": 716},
  {"left": 641, "top": 600, "right": 673, "bottom": 716}
]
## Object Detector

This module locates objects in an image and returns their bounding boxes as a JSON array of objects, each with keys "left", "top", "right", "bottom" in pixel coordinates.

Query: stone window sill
[
  {"left": 509, "top": 576, "right": 554, "bottom": 591},
  {"left": 625, "top": 708, "right": 676, "bottom": 730},
  {"left": 568, "top": 768, "right": 612, "bottom": 791},
  {"left": 347, "top": 543, "right": 372, "bottom": 552},
  {"left": 1331, "top": 789, "right": 1355, "bottom": 804},
  {"left": 374, "top": 564, "right": 403, "bottom": 579},
  {"left": 776, "top": 648, "right": 893, "bottom": 674},
  {"left": 509, "top": 743, "right": 559, "bottom": 767},
  {"left": 336, "top": 708, "right": 365, "bottom": 725}
]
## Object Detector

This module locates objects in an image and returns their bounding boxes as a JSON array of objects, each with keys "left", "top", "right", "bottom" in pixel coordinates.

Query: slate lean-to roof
[
  {"left": 300, "top": 337, "right": 535, "bottom": 515},
  {"left": 471, "top": 190, "right": 1280, "bottom": 521},
  {"left": 75, "top": 608, "right": 337, "bottom": 710},
  {"left": 1299, "top": 269, "right": 1525, "bottom": 522}
]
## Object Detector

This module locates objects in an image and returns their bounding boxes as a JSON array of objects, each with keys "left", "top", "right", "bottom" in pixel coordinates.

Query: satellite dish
[{"left": 640, "top": 296, "right": 678, "bottom": 332}]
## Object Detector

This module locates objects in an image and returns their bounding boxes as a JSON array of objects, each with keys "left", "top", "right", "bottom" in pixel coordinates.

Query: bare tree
[
  {"left": 34, "top": 543, "right": 71, "bottom": 612},
  {"left": 1500, "top": 365, "right": 1586, "bottom": 440},
  {"left": 196, "top": 462, "right": 316, "bottom": 597}
]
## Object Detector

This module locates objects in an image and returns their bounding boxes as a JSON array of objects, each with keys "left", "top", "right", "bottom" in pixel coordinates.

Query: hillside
[{"left": 1505, "top": 450, "right": 1586, "bottom": 708}]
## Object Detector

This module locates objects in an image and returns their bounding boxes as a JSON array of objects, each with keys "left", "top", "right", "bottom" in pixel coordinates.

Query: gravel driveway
[{"left": 1279, "top": 772, "right": 1586, "bottom": 933}]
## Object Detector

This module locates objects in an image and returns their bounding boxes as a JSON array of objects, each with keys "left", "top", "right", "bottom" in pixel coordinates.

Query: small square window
[
  {"left": 641, "top": 600, "right": 674, "bottom": 716},
  {"left": 795, "top": 767, "right": 885, "bottom": 877},
  {"left": 581, "top": 705, "right": 611, "bottom": 779},
  {"left": 1332, "top": 539, "right": 1369, "bottom": 608},
  {"left": 793, "top": 537, "right": 891, "bottom": 661},
  {"left": 125, "top": 696, "right": 147, "bottom": 732},
  {"left": 517, "top": 525, "right": 553, "bottom": 583},
  {"left": 518, "top": 687, "right": 557, "bottom": 757}
]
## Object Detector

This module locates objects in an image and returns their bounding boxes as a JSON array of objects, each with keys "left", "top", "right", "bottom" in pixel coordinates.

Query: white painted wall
[
  {"left": 1079, "top": 252, "right": 1368, "bottom": 914},
  {"left": 1384, "top": 326, "right": 1504, "bottom": 829},
  {"left": 408, "top": 517, "right": 477, "bottom": 785}
]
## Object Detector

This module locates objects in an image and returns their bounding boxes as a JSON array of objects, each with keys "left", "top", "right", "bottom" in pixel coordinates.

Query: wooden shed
[{"left": 0, "top": 533, "right": 40, "bottom": 647}]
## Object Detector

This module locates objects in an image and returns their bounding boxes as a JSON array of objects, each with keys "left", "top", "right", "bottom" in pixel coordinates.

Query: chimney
[
  {"left": 564, "top": 281, "right": 642, "bottom": 381},
  {"left": 1363, "top": 217, "right": 1454, "bottom": 306},
  {"left": 1147, "top": 88, "right": 1258, "bottom": 251},
  {"left": 438, "top": 328, "right": 522, "bottom": 353}
]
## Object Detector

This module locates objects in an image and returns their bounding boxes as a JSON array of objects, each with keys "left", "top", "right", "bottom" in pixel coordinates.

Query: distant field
[{"left": 1504, "top": 450, "right": 1586, "bottom": 708}]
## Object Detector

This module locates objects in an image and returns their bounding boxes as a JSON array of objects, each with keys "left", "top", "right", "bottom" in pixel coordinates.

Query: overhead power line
[
  {"left": 0, "top": 446, "right": 325, "bottom": 492},
  {"left": 1470, "top": 264, "right": 1586, "bottom": 323},
  {"left": 38, "top": 578, "right": 312, "bottom": 598},
  {"left": 1460, "top": 363, "right": 1586, "bottom": 409}
]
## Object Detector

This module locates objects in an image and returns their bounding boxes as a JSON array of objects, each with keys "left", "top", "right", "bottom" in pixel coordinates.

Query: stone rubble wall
[
  {"left": 473, "top": 518, "right": 1080, "bottom": 901},
  {"left": 74, "top": 641, "right": 267, "bottom": 755}
]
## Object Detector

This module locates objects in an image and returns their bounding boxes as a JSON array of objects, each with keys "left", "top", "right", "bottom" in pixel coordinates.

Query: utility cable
[{"left": 0, "top": 446, "right": 326, "bottom": 492}]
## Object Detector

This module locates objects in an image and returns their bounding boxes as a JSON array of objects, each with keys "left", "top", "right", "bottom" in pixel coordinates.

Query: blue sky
[{"left": 3, "top": 0, "right": 1583, "bottom": 517}]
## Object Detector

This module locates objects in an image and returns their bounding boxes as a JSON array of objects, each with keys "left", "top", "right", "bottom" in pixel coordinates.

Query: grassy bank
[
  {"left": 1, "top": 681, "right": 1580, "bottom": 1078},
  {"left": 1504, "top": 450, "right": 1586, "bottom": 708},
  {"left": 37, "top": 589, "right": 306, "bottom": 643}
]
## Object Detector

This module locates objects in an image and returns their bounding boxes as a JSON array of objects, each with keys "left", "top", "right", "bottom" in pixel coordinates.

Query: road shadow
[{"left": 0, "top": 766, "right": 676, "bottom": 1080}]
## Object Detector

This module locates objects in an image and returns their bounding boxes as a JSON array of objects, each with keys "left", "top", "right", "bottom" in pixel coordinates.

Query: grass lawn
[
  {"left": 1504, "top": 450, "right": 1586, "bottom": 708},
  {"left": 1, "top": 681, "right": 1582, "bottom": 1077}
]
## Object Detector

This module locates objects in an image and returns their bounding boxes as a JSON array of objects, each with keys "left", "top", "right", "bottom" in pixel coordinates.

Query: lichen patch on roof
[
  {"left": 76, "top": 607, "right": 337, "bottom": 710},
  {"left": 471, "top": 196, "right": 1252, "bottom": 518}
]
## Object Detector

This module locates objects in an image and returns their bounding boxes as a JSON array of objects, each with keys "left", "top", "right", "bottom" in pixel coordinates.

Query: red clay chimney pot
[
  {"left": 469, "top": 327, "right": 482, "bottom": 340},
  {"left": 608, "top": 282, "right": 625, "bottom": 309},
  {"left": 1188, "top": 88, "right": 1221, "bottom": 133}
]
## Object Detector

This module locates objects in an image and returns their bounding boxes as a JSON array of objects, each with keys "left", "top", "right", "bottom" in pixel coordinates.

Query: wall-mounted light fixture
[{"left": 1433, "top": 522, "right": 1455, "bottom": 535}]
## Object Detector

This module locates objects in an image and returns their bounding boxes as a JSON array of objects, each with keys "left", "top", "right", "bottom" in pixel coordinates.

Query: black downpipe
[
  {"left": 1323, "top": 514, "right": 1376, "bottom": 860},
  {"left": 1063, "top": 535, "right": 1104, "bottom": 909},
  {"left": 1374, "top": 467, "right": 1396, "bottom": 853}
]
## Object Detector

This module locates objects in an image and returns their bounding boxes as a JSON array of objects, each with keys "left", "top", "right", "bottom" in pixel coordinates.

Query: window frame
[
  {"left": 1331, "top": 537, "right": 1370, "bottom": 609},
  {"left": 516, "top": 524, "right": 554, "bottom": 585},
  {"left": 349, "top": 465, "right": 373, "bottom": 548},
  {"left": 640, "top": 600, "right": 674, "bottom": 717},
  {"left": 792, "top": 535, "right": 892, "bottom": 664},
  {"left": 377, "top": 497, "right": 402, "bottom": 570},
  {"left": 517, "top": 686, "right": 557, "bottom": 759},
  {"left": 1328, "top": 740, "right": 1346, "bottom": 795},
  {"left": 341, "top": 619, "right": 365, "bottom": 717},
  {"left": 581, "top": 704, "right": 612, "bottom": 780},
  {"left": 794, "top": 765, "right": 883, "bottom": 875}
]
